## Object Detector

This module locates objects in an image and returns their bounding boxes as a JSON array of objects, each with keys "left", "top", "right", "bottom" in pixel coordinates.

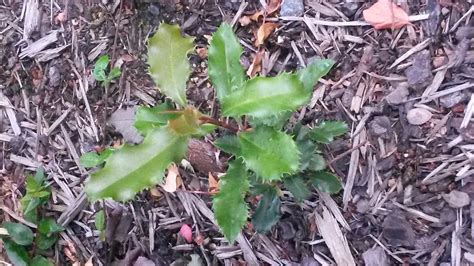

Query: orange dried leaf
[
  {"left": 161, "top": 164, "right": 182, "bottom": 192},
  {"left": 208, "top": 172, "right": 219, "bottom": 194},
  {"left": 239, "top": 16, "right": 252, "bottom": 26},
  {"left": 255, "top": 22, "right": 278, "bottom": 46},
  {"left": 247, "top": 49, "right": 265, "bottom": 77},
  {"left": 362, "top": 0, "right": 409, "bottom": 30}
]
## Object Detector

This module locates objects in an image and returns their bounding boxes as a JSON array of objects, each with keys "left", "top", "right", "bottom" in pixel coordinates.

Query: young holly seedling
[
  {"left": 93, "top": 55, "right": 121, "bottom": 87},
  {"left": 82, "top": 23, "right": 348, "bottom": 243}
]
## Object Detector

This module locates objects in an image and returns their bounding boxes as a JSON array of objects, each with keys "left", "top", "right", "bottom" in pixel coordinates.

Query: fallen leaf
[
  {"left": 238, "top": 15, "right": 252, "bottom": 26},
  {"left": 161, "top": 164, "right": 182, "bottom": 192},
  {"left": 179, "top": 224, "right": 193, "bottom": 243},
  {"left": 247, "top": 49, "right": 265, "bottom": 77},
  {"left": 149, "top": 187, "right": 162, "bottom": 199},
  {"left": 362, "top": 0, "right": 409, "bottom": 30},
  {"left": 255, "top": 22, "right": 278, "bottom": 46},
  {"left": 109, "top": 107, "right": 144, "bottom": 144},
  {"left": 84, "top": 257, "right": 94, "bottom": 266},
  {"left": 196, "top": 47, "right": 208, "bottom": 59},
  {"left": 208, "top": 172, "right": 219, "bottom": 194}
]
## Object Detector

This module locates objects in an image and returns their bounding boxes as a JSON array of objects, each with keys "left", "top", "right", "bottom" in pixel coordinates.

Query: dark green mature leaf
[
  {"left": 148, "top": 23, "right": 194, "bottom": 107},
  {"left": 222, "top": 73, "right": 310, "bottom": 118},
  {"left": 309, "top": 121, "right": 348, "bottom": 144},
  {"left": 134, "top": 101, "right": 176, "bottom": 135},
  {"left": 208, "top": 23, "right": 246, "bottom": 101},
  {"left": 31, "top": 255, "right": 54, "bottom": 266},
  {"left": 85, "top": 127, "right": 188, "bottom": 202},
  {"left": 283, "top": 176, "right": 311, "bottom": 201},
  {"left": 213, "top": 159, "right": 249, "bottom": 243},
  {"left": 297, "top": 139, "right": 326, "bottom": 172},
  {"left": 213, "top": 135, "right": 241, "bottom": 156},
  {"left": 239, "top": 127, "right": 299, "bottom": 180},
  {"left": 3, "top": 222, "right": 34, "bottom": 246},
  {"left": 3, "top": 239, "right": 29, "bottom": 266},
  {"left": 35, "top": 233, "right": 58, "bottom": 250},
  {"left": 309, "top": 171, "right": 342, "bottom": 194},
  {"left": 93, "top": 55, "right": 109, "bottom": 82},
  {"left": 252, "top": 185, "right": 281, "bottom": 232},
  {"left": 297, "top": 59, "right": 334, "bottom": 93},
  {"left": 38, "top": 218, "right": 64, "bottom": 235}
]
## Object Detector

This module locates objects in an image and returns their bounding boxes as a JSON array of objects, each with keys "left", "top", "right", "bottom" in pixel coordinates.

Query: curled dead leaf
[
  {"left": 247, "top": 49, "right": 265, "bottom": 77},
  {"left": 255, "top": 22, "right": 278, "bottom": 46},
  {"left": 362, "top": 0, "right": 409, "bottom": 30},
  {"left": 208, "top": 172, "right": 219, "bottom": 194},
  {"left": 161, "top": 164, "right": 182, "bottom": 192}
]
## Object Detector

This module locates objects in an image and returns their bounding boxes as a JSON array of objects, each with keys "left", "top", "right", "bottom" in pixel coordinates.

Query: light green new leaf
[
  {"left": 80, "top": 149, "right": 113, "bottom": 168},
  {"left": 85, "top": 127, "right": 188, "bottom": 202},
  {"left": 297, "top": 59, "right": 334, "bottom": 93},
  {"left": 309, "top": 121, "right": 348, "bottom": 144},
  {"left": 222, "top": 73, "right": 311, "bottom": 118},
  {"left": 309, "top": 171, "right": 342, "bottom": 194},
  {"left": 208, "top": 23, "right": 246, "bottom": 101},
  {"left": 108, "top": 67, "right": 121, "bottom": 80},
  {"left": 283, "top": 176, "right": 311, "bottom": 202},
  {"left": 3, "top": 222, "right": 34, "bottom": 246},
  {"left": 239, "top": 126, "right": 299, "bottom": 181},
  {"left": 95, "top": 210, "right": 105, "bottom": 231},
  {"left": 148, "top": 23, "right": 194, "bottom": 107},
  {"left": 93, "top": 55, "right": 109, "bottom": 82},
  {"left": 248, "top": 111, "right": 292, "bottom": 130},
  {"left": 213, "top": 159, "right": 249, "bottom": 243},
  {"left": 134, "top": 101, "right": 177, "bottom": 135},
  {"left": 252, "top": 185, "right": 281, "bottom": 232}
]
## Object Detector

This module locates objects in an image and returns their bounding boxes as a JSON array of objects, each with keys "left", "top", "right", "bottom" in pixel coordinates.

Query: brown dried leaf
[
  {"left": 255, "top": 22, "right": 278, "bottom": 46},
  {"left": 161, "top": 164, "right": 182, "bottom": 192},
  {"left": 265, "top": 0, "right": 282, "bottom": 14},
  {"left": 246, "top": 49, "right": 265, "bottom": 77},
  {"left": 362, "top": 0, "right": 409, "bottom": 30},
  {"left": 208, "top": 172, "right": 219, "bottom": 194}
]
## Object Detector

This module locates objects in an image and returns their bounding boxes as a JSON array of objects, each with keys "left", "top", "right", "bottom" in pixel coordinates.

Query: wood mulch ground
[{"left": 1, "top": 0, "right": 474, "bottom": 265}]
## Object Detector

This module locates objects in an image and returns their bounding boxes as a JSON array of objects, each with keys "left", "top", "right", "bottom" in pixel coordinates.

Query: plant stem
[{"left": 199, "top": 116, "right": 240, "bottom": 133}]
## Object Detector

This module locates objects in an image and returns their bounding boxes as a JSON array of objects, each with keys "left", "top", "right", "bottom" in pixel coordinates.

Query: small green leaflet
[
  {"left": 3, "top": 239, "right": 29, "bottom": 266},
  {"left": 3, "top": 222, "right": 34, "bottom": 246},
  {"left": 297, "top": 59, "right": 334, "bottom": 93},
  {"left": 309, "top": 171, "right": 342, "bottom": 194},
  {"left": 85, "top": 127, "right": 188, "bottom": 202},
  {"left": 297, "top": 139, "right": 326, "bottom": 172},
  {"left": 148, "top": 23, "right": 194, "bottom": 107},
  {"left": 133, "top": 101, "right": 177, "bottom": 135},
  {"left": 252, "top": 185, "right": 281, "bottom": 232},
  {"left": 93, "top": 55, "right": 109, "bottom": 82},
  {"left": 79, "top": 149, "right": 113, "bottom": 168},
  {"left": 95, "top": 210, "right": 105, "bottom": 231},
  {"left": 283, "top": 176, "right": 311, "bottom": 202},
  {"left": 35, "top": 233, "right": 58, "bottom": 250},
  {"left": 213, "top": 159, "right": 249, "bottom": 243},
  {"left": 239, "top": 126, "right": 300, "bottom": 181},
  {"left": 31, "top": 255, "right": 54, "bottom": 266},
  {"left": 221, "top": 73, "right": 311, "bottom": 118},
  {"left": 208, "top": 23, "right": 246, "bottom": 101},
  {"left": 309, "top": 121, "right": 348, "bottom": 144},
  {"left": 213, "top": 135, "right": 241, "bottom": 156},
  {"left": 38, "top": 218, "right": 64, "bottom": 235}
]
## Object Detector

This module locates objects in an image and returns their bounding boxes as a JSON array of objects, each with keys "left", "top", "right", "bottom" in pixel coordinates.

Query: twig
[
  {"left": 199, "top": 116, "right": 240, "bottom": 133},
  {"left": 328, "top": 141, "right": 367, "bottom": 166}
]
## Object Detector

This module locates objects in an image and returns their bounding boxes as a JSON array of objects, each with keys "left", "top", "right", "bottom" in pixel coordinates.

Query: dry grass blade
[{"left": 314, "top": 206, "right": 355, "bottom": 266}]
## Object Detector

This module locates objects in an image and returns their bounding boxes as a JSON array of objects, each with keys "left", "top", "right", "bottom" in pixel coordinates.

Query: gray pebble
[{"left": 280, "top": 0, "right": 304, "bottom": 17}]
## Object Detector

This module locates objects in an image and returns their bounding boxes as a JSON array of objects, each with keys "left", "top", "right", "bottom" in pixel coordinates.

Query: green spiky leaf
[
  {"left": 213, "top": 159, "right": 249, "bottom": 243},
  {"left": 3, "top": 222, "right": 34, "bottom": 246},
  {"left": 309, "top": 121, "right": 348, "bottom": 144},
  {"left": 309, "top": 171, "right": 342, "bottom": 194},
  {"left": 221, "top": 73, "right": 310, "bottom": 118},
  {"left": 148, "top": 23, "right": 194, "bottom": 107},
  {"left": 248, "top": 111, "right": 292, "bottom": 130},
  {"left": 208, "top": 23, "right": 246, "bottom": 101},
  {"left": 297, "top": 59, "right": 334, "bottom": 92},
  {"left": 85, "top": 127, "right": 188, "bottom": 202},
  {"left": 239, "top": 126, "right": 299, "bottom": 180},
  {"left": 214, "top": 135, "right": 241, "bottom": 156},
  {"left": 3, "top": 239, "right": 29, "bottom": 266},
  {"left": 252, "top": 185, "right": 281, "bottom": 232},
  {"left": 297, "top": 139, "right": 326, "bottom": 172},
  {"left": 283, "top": 176, "right": 311, "bottom": 201}
]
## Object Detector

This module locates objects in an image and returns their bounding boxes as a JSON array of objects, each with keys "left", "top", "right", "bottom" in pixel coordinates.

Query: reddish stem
[{"left": 199, "top": 116, "right": 240, "bottom": 133}]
